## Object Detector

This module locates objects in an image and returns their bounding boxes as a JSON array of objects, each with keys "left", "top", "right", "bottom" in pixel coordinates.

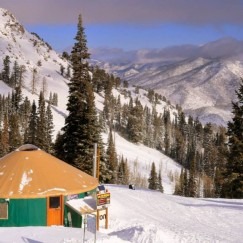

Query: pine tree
[
  {"left": 2, "top": 56, "right": 11, "bottom": 85},
  {"left": 41, "top": 77, "right": 48, "bottom": 99},
  {"left": 222, "top": 79, "right": 243, "bottom": 198},
  {"left": 9, "top": 113, "right": 22, "bottom": 150},
  {"left": 188, "top": 155, "right": 197, "bottom": 197},
  {"left": 158, "top": 170, "right": 164, "bottom": 193},
  {"left": 31, "top": 68, "right": 38, "bottom": 94},
  {"left": 106, "top": 128, "right": 118, "bottom": 183},
  {"left": 10, "top": 61, "right": 20, "bottom": 88},
  {"left": 117, "top": 156, "right": 130, "bottom": 185},
  {"left": 12, "top": 85, "right": 22, "bottom": 112},
  {"left": 45, "top": 103, "right": 54, "bottom": 153},
  {"left": 174, "top": 167, "right": 184, "bottom": 196},
  {"left": 203, "top": 123, "right": 216, "bottom": 178},
  {"left": 25, "top": 101, "right": 38, "bottom": 145},
  {"left": 148, "top": 162, "right": 158, "bottom": 190},
  {"left": 183, "top": 169, "right": 188, "bottom": 196},
  {"left": 19, "top": 65, "right": 26, "bottom": 89},
  {"left": 60, "top": 64, "right": 65, "bottom": 76},
  {"left": 53, "top": 131, "right": 66, "bottom": 159},
  {"left": 21, "top": 97, "right": 31, "bottom": 141},
  {"left": 58, "top": 14, "right": 101, "bottom": 175},
  {"left": 0, "top": 114, "right": 9, "bottom": 156},
  {"left": 36, "top": 91, "right": 47, "bottom": 150},
  {"left": 127, "top": 98, "right": 143, "bottom": 143}
]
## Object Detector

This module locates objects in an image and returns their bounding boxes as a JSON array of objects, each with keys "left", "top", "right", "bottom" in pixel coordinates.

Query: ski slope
[{"left": 0, "top": 184, "right": 242, "bottom": 243}]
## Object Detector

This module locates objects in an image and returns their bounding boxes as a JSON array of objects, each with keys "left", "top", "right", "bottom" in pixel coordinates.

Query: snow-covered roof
[
  {"left": 0, "top": 145, "right": 98, "bottom": 198},
  {"left": 66, "top": 196, "right": 97, "bottom": 215}
]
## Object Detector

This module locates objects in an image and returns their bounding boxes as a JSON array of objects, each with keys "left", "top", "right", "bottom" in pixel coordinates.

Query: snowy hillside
[
  {"left": 0, "top": 81, "right": 180, "bottom": 194},
  {"left": 93, "top": 38, "right": 243, "bottom": 126},
  {"left": 1, "top": 184, "right": 242, "bottom": 243},
  {"left": 0, "top": 7, "right": 70, "bottom": 134}
]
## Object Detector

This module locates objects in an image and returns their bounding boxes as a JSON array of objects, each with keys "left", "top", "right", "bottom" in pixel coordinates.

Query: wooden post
[
  {"left": 105, "top": 207, "right": 108, "bottom": 229},
  {"left": 93, "top": 143, "right": 97, "bottom": 178},
  {"left": 96, "top": 209, "right": 100, "bottom": 231},
  {"left": 96, "top": 147, "right": 100, "bottom": 180}
]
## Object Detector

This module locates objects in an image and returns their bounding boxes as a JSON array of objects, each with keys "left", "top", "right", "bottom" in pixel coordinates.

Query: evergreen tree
[
  {"left": 10, "top": 61, "right": 20, "bottom": 88},
  {"left": 66, "top": 65, "right": 71, "bottom": 79},
  {"left": 183, "top": 169, "right": 188, "bottom": 196},
  {"left": 174, "top": 167, "right": 184, "bottom": 196},
  {"left": 60, "top": 64, "right": 65, "bottom": 76},
  {"left": 19, "top": 65, "right": 26, "bottom": 89},
  {"left": 21, "top": 97, "right": 31, "bottom": 141},
  {"left": 62, "top": 51, "right": 70, "bottom": 60},
  {"left": 41, "top": 77, "right": 48, "bottom": 98},
  {"left": 127, "top": 98, "right": 143, "bottom": 143},
  {"left": 53, "top": 131, "right": 66, "bottom": 160},
  {"left": 0, "top": 114, "right": 9, "bottom": 156},
  {"left": 222, "top": 79, "right": 243, "bottom": 198},
  {"left": 45, "top": 103, "right": 54, "bottom": 153},
  {"left": 36, "top": 91, "right": 47, "bottom": 149},
  {"left": 2, "top": 56, "right": 11, "bottom": 85},
  {"left": 143, "top": 106, "right": 153, "bottom": 147},
  {"left": 9, "top": 113, "right": 22, "bottom": 150},
  {"left": 58, "top": 14, "right": 101, "bottom": 175},
  {"left": 12, "top": 85, "right": 22, "bottom": 112},
  {"left": 158, "top": 170, "right": 164, "bottom": 193},
  {"left": 188, "top": 155, "right": 197, "bottom": 197},
  {"left": 49, "top": 92, "right": 53, "bottom": 105},
  {"left": 117, "top": 156, "right": 130, "bottom": 185},
  {"left": 203, "top": 123, "right": 216, "bottom": 178},
  {"left": 25, "top": 101, "right": 38, "bottom": 145},
  {"left": 54, "top": 93, "right": 58, "bottom": 106},
  {"left": 148, "top": 162, "right": 158, "bottom": 190},
  {"left": 115, "top": 95, "right": 122, "bottom": 131},
  {"left": 106, "top": 128, "right": 118, "bottom": 183},
  {"left": 31, "top": 68, "right": 38, "bottom": 94}
]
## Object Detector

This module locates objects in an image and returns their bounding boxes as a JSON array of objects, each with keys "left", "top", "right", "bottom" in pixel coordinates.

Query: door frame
[{"left": 47, "top": 195, "right": 64, "bottom": 226}]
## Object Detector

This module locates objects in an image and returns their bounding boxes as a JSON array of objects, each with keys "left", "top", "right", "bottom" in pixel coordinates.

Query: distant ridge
[{"left": 91, "top": 38, "right": 243, "bottom": 126}]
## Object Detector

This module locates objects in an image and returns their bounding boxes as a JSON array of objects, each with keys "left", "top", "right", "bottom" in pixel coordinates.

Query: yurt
[{"left": 0, "top": 144, "right": 98, "bottom": 227}]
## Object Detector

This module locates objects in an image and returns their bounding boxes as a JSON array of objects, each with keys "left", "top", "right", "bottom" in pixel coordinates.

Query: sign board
[
  {"left": 97, "top": 208, "right": 108, "bottom": 229},
  {"left": 97, "top": 192, "right": 110, "bottom": 206}
]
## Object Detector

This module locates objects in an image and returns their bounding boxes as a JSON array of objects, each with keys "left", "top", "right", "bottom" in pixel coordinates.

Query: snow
[
  {"left": 66, "top": 196, "right": 97, "bottom": 214},
  {"left": 0, "top": 8, "right": 242, "bottom": 242},
  {"left": 103, "top": 132, "right": 181, "bottom": 194},
  {"left": 0, "top": 185, "right": 242, "bottom": 242},
  {"left": 19, "top": 171, "right": 32, "bottom": 192}
]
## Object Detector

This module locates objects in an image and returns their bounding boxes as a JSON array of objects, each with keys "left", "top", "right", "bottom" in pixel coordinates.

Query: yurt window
[
  {"left": 49, "top": 196, "right": 61, "bottom": 208},
  {"left": 0, "top": 201, "right": 8, "bottom": 219}
]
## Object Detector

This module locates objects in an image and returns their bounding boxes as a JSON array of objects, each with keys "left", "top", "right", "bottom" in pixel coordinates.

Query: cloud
[{"left": 1, "top": 0, "right": 243, "bottom": 26}]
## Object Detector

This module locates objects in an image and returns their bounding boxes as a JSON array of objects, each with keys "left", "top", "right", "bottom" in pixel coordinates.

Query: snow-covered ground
[{"left": 1, "top": 185, "right": 242, "bottom": 243}]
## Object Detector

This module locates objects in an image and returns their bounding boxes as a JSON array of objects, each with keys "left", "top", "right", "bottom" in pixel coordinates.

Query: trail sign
[{"left": 97, "top": 192, "right": 110, "bottom": 206}]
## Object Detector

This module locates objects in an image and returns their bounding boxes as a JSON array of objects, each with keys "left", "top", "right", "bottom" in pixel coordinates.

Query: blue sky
[
  {"left": 1, "top": 0, "right": 243, "bottom": 52},
  {"left": 26, "top": 23, "right": 243, "bottom": 52}
]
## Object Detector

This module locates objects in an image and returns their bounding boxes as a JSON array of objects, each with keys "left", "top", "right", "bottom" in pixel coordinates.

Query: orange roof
[{"left": 0, "top": 145, "right": 98, "bottom": 198}]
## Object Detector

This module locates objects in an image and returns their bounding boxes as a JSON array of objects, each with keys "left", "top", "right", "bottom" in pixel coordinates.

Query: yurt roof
[{"left": 0, "top": 145, "right": 98, "bottom": 199}]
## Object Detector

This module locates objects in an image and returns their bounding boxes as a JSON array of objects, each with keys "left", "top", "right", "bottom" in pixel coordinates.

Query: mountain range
[
  {"left": 91, "top": 38, "right": 243, "bottom": 126},
  {"left": 1, "top": 5, "right": 243, "bottom": 129}
]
